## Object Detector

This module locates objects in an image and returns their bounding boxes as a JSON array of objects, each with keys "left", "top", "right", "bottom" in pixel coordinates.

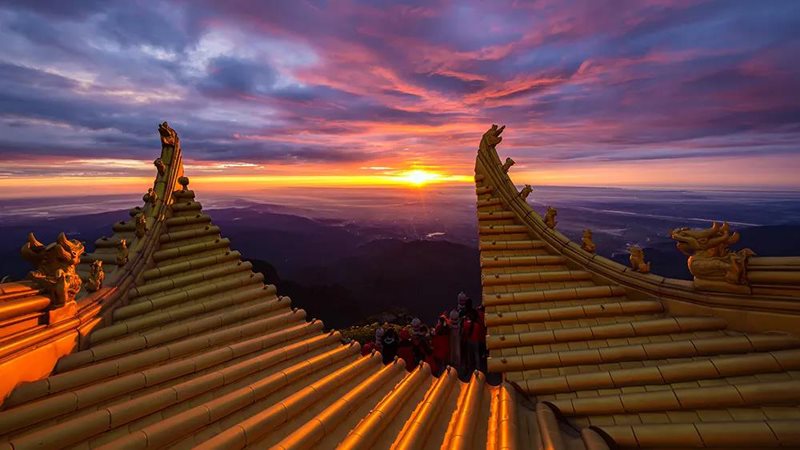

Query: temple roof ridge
[
  {"left": 0, "top": 123, "right": 544, "bottom": 449},
  {"left": 474, "top": 124, "right": 800, "bottom": 448}
]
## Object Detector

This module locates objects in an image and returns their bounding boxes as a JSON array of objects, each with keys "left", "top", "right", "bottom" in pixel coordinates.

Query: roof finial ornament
[
  {"left": 85, "top": 260, "right": 105, "bottom": 292},
  {"left": 581, "top": 229, "right": 596, "bottom": 253},
  {"left": 629, "top": 246, "right": 651, "bottom": 273},
  {"left": 158, "top": 121, "right": 179, "bottom": 147},
  {"left": 479, "top": 124, "right": 505, "bottom": 153},
  {"left": 519, "top": 184, "right": 533, "bottom": 200},
  {"left": 20, "top": 232, "right": 84, "bottom": 307},
  {"left": 178, "top": 176, "right": 190, "bottom": 191},
  {"left": 544, "top": 206, "right": 558, "bottom": 229},
  {"left": 153, "top": 158, "right": 165, "bottom": 176},
  {"left": 501, "top": 157, "right": 515, "bottom": 173},
  {"left": 670, "top": 222, "right": 755, "bottom": 292}
]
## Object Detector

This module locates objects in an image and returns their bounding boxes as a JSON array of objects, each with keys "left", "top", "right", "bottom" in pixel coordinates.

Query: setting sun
[{"left": 398, "top": 169, "right": 441, "bottom": 186}]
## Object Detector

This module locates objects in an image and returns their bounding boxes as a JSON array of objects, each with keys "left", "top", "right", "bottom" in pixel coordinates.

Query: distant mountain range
[
  {"left": 0, "top": 205, "right": 480, "bottom": 327},
  {"left": 248, "top": 238, "right": 480, "bottom": 329},
  {"left": 1, "top": 201, "right": 798, "bottom": 327}
]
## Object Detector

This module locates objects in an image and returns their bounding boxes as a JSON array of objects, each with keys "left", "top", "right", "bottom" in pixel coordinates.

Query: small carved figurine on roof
[
  {"left": 544, "top": 206, "right": 558, "bottom": 229},
  {"left": 581, "top": 229, "right": 596, "bottom": 253},
  {"left": 479, "top": 124, "right": 505, "bottom": 153},
  {"left": 129, "top": 206, "right": 143, "bottom": 218},
  {"left": 143, "top": 188, "right": 158, "bottom": 206},
  {"left": 153, "top": 158, "right": 166, "bottom": 176},
  {"left": 519, "top": 184, "right": 533, "bottom": 200},
  {"left": 158, "top": 121, "right": 179, "bottom": 147},
  {"left": 85, "top": 260, "right": 104, "bottom": 292},
  {"left": 115, "top": 239, "right": 129, "bottom": 266},
  {"left": 178, "top": 176, "right": 190, "bottom": 191},
  {"left": 670, "top": 222, "right": 755, "bottom": 292},
  {"left": 629, "top": 245, "right": 651, "bottom": 273},
  {"left": 501, "top": 157, "right": 515, "bottom": 173},
  {"left": 134, "top": 213, "right": 148, "bottom": 238},
  {"left": 20, "top": 232, "right": 84, "bottom": 306}
]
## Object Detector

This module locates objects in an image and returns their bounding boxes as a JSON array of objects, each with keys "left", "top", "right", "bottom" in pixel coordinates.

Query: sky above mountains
[{"left": 0, "top": 0, "right": 798, "bottom": 196}]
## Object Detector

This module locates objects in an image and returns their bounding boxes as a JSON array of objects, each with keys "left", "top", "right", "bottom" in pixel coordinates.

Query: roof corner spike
[
  {"left": 501, "top": 157, "right": 515, "bottom": 173},
  {"left": 158, "top": 121, "right": 179, "bottom": 147}
]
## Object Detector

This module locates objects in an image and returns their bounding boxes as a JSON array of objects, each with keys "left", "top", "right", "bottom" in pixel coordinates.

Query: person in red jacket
[
  {"left": 461, "top": 309, "right": 482, "bottom": 374},
  {"left": 431, "top": 314, "right": 450, "bottom": 376},
  {"left": 361, "top": 340, "right": 375, "bottom": 356},
  {"left": 397, "top": 328, "right": 415, "bottom": 371}
]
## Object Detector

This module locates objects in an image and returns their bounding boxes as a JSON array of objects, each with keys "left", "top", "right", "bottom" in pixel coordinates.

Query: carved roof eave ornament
[
  {"left": 581, "top": 229, "right": 597, "bottom": 254},
  {"left": 544, "top": 206, "right": 558, "bottom": 229},
  {"left": 628, "top": 245, "right": 651, "bottom": 274},
  {"left": 519, "top": 184, "right": 533, "bottom": 200},
  {"left": 479, "top": 124, "right": 516, "bottom": 207},
  {"left": 20, "top": 232, "right": 84, "bottom": 320},
  {"left": 150, "top": 121, "right": 182, "bottom": 217},
  {"left": 153, "top": 158, "right": 166, "bottom": 177},
  {"left": 670, "top": 222, "right": 755, "bottom": 294},
  {"left": 158, "top": 121, "right": 179, "bottom": 148}
]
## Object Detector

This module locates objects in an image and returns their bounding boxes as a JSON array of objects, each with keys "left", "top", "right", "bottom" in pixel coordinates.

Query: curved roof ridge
[
  {"left": 474, "top": 124, "right": 800, "bottom": 448},
  {"left": 0, "top": 124, "right": 540, "bottom": 449}
]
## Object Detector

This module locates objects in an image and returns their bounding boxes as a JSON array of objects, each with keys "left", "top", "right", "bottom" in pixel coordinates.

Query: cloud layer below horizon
[{"left": 0, "top": 0, "right": 799, "bottom": 192}]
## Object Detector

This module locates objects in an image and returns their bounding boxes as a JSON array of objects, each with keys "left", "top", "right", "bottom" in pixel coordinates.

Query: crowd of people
[{"left": 360, "top": 292, "right": 487, "bottom": 377}]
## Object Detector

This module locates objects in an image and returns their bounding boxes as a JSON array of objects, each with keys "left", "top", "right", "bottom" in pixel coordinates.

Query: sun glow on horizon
[{"left": 397, "top": 169, "right": 442, "bottom": 186}]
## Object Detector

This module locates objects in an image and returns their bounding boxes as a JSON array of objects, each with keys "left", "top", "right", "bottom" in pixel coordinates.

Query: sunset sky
[{"left": 0, "top": 0, "right": 798, "bottom": 197}]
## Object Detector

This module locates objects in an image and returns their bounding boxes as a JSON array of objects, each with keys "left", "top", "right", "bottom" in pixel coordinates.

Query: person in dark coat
[
  {"left": 381, "top": 327, "right": 399, "bottom": 364},
  {"left": 411, "top": 323, "right": 431, "bottom": 367},
  {"left": 457, "top": 291, "right": 475, "bottom": 318},
  {"left": 448, "top": 309, "right": 461, "bottom": 370}
]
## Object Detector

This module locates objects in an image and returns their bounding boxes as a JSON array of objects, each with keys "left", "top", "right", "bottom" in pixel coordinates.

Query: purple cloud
[{"left": 0, "top": 0, "right": 798, "bottom": 187}]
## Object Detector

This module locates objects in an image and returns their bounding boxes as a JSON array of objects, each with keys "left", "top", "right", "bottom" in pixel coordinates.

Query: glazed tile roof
[
  {"left": 0, "top": 124, "right": 543, "bottom": 450},
  {"left": 3, "top": 123, "right": 800, "bottom": 449},
  {"left": 474, "top": 125, "right": 800, "bottom": 449}
]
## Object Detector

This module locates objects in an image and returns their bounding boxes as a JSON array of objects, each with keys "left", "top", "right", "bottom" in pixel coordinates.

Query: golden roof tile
[{"left": 475, "top": 124, "right": 800, "bottom": 448}]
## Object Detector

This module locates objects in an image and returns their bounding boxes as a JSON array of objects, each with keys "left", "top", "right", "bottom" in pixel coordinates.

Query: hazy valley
[{"left": 1, "top": 186, "right": 799, "bottom": 327}]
